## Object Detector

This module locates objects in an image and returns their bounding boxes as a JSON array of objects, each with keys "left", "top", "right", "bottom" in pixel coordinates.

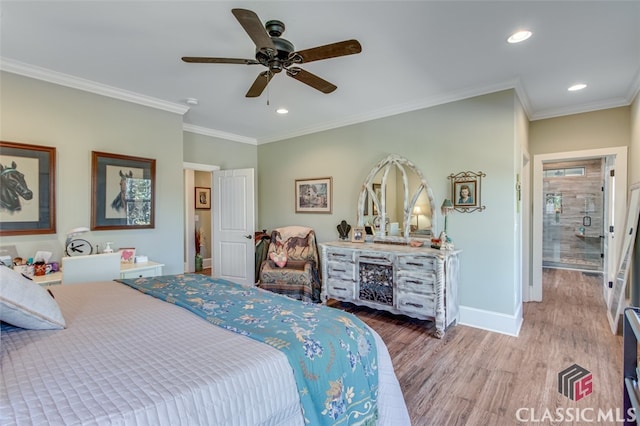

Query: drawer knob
[{"left": 403, "top": 302, "right": 423, "bottom": 308}]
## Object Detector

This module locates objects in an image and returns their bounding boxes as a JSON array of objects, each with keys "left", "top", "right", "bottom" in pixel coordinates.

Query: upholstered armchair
[{"left": 258, "top": 226, "right": 321, "bottom": 303}]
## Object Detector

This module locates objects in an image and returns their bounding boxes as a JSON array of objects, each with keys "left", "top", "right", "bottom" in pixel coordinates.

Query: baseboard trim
[
  {"left": 458, "top": 304, "right": 523, "bottom": 337},
  {"left": 203, "top": 257, "right": 212, "bottom": 269}
]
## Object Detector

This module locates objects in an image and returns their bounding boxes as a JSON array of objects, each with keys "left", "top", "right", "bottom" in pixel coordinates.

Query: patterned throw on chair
[{"left": 258, "top": 226, "right": 321, "bottom": 303}]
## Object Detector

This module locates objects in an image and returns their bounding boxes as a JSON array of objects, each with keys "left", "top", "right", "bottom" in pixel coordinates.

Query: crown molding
[
  {"left": 258, "top": 79, "right": 525, "bottom": 144},
  {"left": 530, "top": 97, "right": 631, "bottom": 121},
  {"left": 0, "top": 57, "right": 189, "bottom": 115},
  {"left": 182, "top": 123, "right": 257, "bottom": 145},
  {"left": 628, "top": 68, "right": 640, "bottom": 104}
]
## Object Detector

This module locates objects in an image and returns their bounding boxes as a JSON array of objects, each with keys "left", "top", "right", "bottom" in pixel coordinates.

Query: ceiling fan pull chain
[{"left": 266, "top": 72, "right": 270, "bottom": 106}]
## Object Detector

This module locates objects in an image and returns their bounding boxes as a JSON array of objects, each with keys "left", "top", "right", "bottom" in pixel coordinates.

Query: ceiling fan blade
[
  {"left": 286, "top": 67, "right": 336, "bottom": 94},
  {"left": 182, "top": 57, "right": 260, "bottom": 65},
  {"left": 290, "top": 39, "right": 362, "bottom": 64},
  {"left": 232, "top": 8, "right": 276, "bottom": 54},
  {"left": 246, "top": 71, "right": 274, "bottom": 97}
]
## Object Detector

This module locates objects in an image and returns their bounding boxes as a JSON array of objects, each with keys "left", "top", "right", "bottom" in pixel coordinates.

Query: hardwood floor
[
  {"left": 332, "top": 269, "right": 624, "bottom": 425},
  {"left": 196, "top": 266, "right": 624, "bottom": 424}
]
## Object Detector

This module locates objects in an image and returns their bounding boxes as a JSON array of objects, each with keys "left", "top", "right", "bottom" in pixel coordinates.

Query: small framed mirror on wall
[{"left": 608, "top": 182, "right": 640, "bottom": 334}]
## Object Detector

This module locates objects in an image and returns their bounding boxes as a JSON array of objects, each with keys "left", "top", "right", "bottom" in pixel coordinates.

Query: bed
[{"left": 0, "top": 267, "right": 410, "bottom": 425}]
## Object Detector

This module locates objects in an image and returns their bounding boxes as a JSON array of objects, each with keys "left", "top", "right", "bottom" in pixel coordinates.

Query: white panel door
[{"left": 212, "top": 168, "right": 255, "bottom": 285}]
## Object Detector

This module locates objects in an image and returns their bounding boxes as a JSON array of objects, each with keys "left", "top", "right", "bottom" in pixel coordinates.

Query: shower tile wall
[{"left": 543, "top": 159, "right": 604, "bottom": 271}]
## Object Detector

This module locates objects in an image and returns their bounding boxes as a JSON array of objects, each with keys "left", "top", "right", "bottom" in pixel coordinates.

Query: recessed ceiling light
[
  {"left": 507, "top": 30, "right": 532, "bottom": 44},
  {"left": 185, "top": 97, "right": 199, "bottom": 106},
  {"left": 276, "top": 108, "right": 289, "bottom": 114},
  {"left": 568, "top": 83, "right": 587, "bottom": 92}
]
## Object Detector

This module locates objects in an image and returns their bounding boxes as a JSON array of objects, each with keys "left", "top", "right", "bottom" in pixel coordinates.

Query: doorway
[
  {"left": 531, "top": 147, "right": 628, "bottom": 302},
  {"left": 183, "top": 162, "right": 219, "bottom": 273},
  {"left": 542, "top": 158, "right": 604, "bottom": 272}
]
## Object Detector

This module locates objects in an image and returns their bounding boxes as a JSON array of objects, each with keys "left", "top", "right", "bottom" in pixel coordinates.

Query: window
[{"left": 543, "top": 167, "right": 585, "bottom": 177}]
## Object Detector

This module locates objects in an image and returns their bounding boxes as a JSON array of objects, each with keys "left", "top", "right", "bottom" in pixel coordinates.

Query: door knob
[{"left": 245, "top": 234, "right": 253, "bottom": 239}]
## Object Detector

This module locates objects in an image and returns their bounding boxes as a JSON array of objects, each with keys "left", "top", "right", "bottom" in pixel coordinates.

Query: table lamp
[
  {"left": 440, "top": 199, "right": 454, "bottom": 235},
  {"left": 413, "top": 206, "right": 422, "bottom": 229}
]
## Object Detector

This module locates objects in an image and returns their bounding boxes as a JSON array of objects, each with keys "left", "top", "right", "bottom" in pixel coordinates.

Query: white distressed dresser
[{"left": 320, "top": 241, "right": 460, "bottom": 338}]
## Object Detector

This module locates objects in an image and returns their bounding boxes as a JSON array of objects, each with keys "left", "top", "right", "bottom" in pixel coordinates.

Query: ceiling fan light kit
[{"left": 182, "top": 8, "right": 361, "bottom": 98}]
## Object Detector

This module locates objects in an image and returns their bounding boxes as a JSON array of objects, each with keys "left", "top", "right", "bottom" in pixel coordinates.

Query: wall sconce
[{"left": 441, "top": 199, "right": 454, "bottom": 234}]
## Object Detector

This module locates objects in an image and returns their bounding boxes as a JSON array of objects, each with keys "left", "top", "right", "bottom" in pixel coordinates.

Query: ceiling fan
[{"left": 182, "top": 8, "right": 362, "bottom": 97}]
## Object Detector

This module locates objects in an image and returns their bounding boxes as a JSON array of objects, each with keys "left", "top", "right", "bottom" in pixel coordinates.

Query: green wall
[
  {"left": 4, "top": 67, "right": 634, "bottom": 331},
  {"left": 1, "top": 72, "right": 185, "bottom": 274},
  {"left": 183, "top": 131, "right": 258, "bottom": 170},
  {"left": 258, "top": 90, "right": 521, "bottom": 317}
]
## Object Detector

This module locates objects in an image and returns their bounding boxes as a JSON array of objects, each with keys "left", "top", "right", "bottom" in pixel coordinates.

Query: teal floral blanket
[{"left": 118, "top": 274, "right": 378, "bottom": 425}]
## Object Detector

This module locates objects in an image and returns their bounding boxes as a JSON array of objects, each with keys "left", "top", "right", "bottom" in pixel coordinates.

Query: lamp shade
[{"left": 441, "top": 199, "right": 453, "bottom": 214}]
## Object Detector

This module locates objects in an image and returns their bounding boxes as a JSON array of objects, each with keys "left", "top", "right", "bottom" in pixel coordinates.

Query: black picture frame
[
  {"left": 91, "top": 151, "right": 155, "bottom": 230},
  {"left": 195, "top": 187, "right": 211, "bottom": 209},
  {"left": 0, "top": 141, "right": 56, "bottom": 236}
]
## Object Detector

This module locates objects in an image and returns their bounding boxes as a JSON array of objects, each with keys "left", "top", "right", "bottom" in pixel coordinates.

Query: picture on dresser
[
  {"left": 119, "top": 247, "right": 136, "bottom": 264},
  {"left": 91, "top": 151, "right": 155, "bottom": 230},
  {"left": 351, "top": 226, "right": 366, "bottom": 243},
  {"left": 0, "top": 141, "right": 56, "bottom": 236}
]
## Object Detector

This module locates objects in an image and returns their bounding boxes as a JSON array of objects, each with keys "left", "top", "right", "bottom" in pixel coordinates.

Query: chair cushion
[
  {"left": 0, "top": 265, "right": 66, "bottom": 330},
  {"left": 269, "top": 251, "right": 287, "bottom": 268}
]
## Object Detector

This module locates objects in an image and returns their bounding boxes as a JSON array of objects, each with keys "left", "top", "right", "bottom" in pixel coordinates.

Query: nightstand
[{"left": 119, "top": 261, "right": 164, "bottom": 279}]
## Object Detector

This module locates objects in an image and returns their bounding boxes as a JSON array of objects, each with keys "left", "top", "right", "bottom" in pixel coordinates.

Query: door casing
[{"left": 531, "top": 146, "right": 627, "bottom": 302}]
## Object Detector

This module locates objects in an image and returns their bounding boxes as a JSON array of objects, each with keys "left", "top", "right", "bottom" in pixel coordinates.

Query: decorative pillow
[
  {"left": 269, "top": 251, "right": 288, "bottom": 268},
  {"left": 0, "top": 265, "right": 66, "bottom": 330}
]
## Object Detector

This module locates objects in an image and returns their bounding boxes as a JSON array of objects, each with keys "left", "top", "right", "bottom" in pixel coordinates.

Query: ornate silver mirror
[{"left": 356, "top": 154, "right": 436, "bottom": 242}]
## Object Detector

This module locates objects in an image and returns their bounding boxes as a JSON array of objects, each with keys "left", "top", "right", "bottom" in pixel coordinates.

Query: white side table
[
  {"left": 32, "top": 261, "right": 164, "bottom": 286},
  {"left": 119, "top": 261, "right": 164, "bottom": 279}
]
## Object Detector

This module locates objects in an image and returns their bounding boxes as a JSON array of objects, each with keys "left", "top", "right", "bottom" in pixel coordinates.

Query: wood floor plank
[{"left": 331, "top": 268, "right": 624, "bottom": 425}]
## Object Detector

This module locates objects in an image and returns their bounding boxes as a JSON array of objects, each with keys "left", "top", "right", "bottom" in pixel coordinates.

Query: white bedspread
[{"left": 1, "top": 281, "right": 409, "bottom": 426}]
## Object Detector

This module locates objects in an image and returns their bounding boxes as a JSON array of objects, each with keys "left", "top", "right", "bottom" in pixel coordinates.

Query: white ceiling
[{"left": 1, "top": 1, "right": 639, "bottom": 144}]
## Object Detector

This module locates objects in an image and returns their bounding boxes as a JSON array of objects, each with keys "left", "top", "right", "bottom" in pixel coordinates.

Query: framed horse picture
[
  {"left": 0, "top": 141, "right": 56, "bottom": 236},
  {"left": 91, "top": 151, "right": 156, "bottom": 230}
]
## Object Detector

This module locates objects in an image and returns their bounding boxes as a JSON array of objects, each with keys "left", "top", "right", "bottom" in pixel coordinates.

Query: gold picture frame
[{"left": 351, "top": 226, "right": 366, "bottom": 243}]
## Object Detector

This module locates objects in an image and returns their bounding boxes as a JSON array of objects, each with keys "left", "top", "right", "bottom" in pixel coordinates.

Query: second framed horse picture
[{"left": 91, "top": 151, "right": 156, "bottom": 230}]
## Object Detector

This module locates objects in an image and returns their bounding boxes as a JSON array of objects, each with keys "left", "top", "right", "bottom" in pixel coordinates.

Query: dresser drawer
[
  {"left": 396, "top": 291, "right": 436, "bottom": 316},
  {"left": 327, "top": 260, "right": 356, "bottom": 280},
  {"left": 120, "top": 267, "right": 161, "bottom": 279},
  {"left": 358, "top": 251, "right": 393, "bottom": 265},
  {"left": 396, "top": 272, "right": 436, "bottom": 294},
  {"left": 326, "top": 278, "right": 355, "bottom": 299},
  {"left": 397, "top": 255, "right": 437, "bottom": 271},
  {"left": 326, "top": 250, "right": 356, "bottom": 263}
]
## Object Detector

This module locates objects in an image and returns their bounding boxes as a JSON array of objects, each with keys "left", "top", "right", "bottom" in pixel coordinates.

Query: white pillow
[{"left": 0, "top": 265, "right": 66, "bottom": 330}]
